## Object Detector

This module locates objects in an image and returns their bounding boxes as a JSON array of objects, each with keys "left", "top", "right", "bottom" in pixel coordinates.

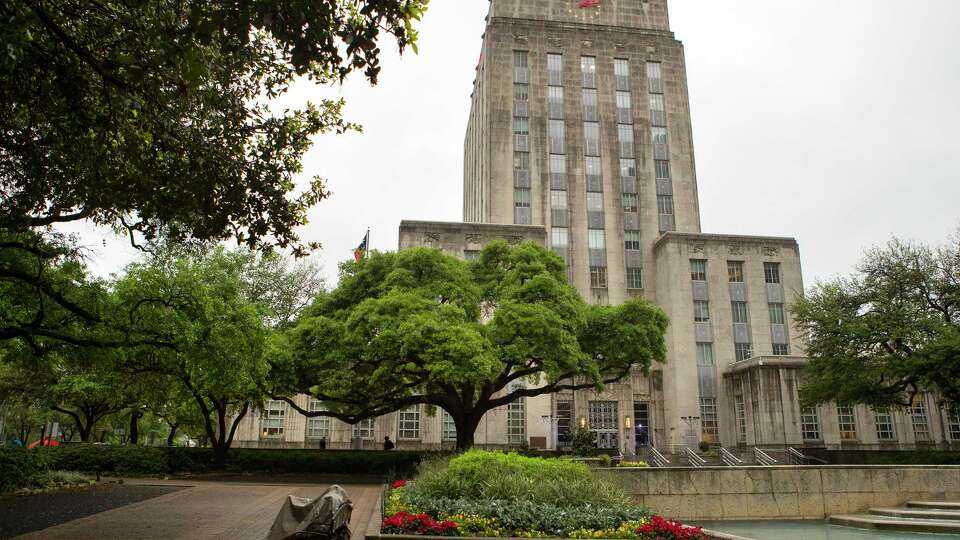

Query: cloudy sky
[{"left": 76, "top": 0, "right": 960, "bottom": 288}]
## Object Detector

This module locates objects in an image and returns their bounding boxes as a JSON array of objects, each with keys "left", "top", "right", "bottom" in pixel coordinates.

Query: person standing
[{"left": 383, "top": 435, "right": 395, "bottom": 450}]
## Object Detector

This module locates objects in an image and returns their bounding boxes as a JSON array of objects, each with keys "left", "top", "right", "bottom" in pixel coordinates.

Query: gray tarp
[{"left": 267, "top": 484, "right": 352, "bottom": 540}]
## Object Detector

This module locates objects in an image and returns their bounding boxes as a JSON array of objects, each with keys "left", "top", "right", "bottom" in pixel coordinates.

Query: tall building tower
[{"left": 464, "top": 0, "right": 700, "bottom": 305}]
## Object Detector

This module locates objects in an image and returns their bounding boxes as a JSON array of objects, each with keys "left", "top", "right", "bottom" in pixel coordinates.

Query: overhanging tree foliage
[
  {"left": 0, "top": 0, "right": 426, "bottom": 348},
  {"left": 273, "top": 241, "right": 668, "bottom": 450},
  {"left": 792, "top": 231, "right": 960, "bottom": 407}
]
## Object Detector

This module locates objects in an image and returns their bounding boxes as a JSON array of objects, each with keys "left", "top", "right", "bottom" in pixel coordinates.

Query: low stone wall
[{"left": 598, "top": 465, "right": 960, "bottom": 521}]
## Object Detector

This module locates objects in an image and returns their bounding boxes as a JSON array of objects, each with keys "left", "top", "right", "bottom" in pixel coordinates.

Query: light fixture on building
[
  {"left": 578, "top": 416, "right": 587, "bottom": 428},
  {"left": 624, "top": 416, "right": 632, "bottom": 429}
]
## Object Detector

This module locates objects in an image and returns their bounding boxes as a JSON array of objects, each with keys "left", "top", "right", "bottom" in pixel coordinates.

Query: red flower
[
  {"left": 391, "top": 479, "right": 408, "bottom": 489},
  {"left": 637, "top": 515, "right": 704, "bottom": 540},
  {"left": 382, "top": 511, "right": 459, "bottom": 537}
]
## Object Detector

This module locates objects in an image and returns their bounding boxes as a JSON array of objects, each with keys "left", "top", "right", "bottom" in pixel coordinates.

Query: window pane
[
  {"left": 581, "top": 56, "right": 597, "bottom": 88},
  {"left": 619, "top": 158, "right": 636, "bottom": 178},
  {"left": 690, "top": 259, "right": 707, "bottom": 281},
  {"left": 727, "top": 261, "right": 744, "bottom": 282},
  {"left": 624, "top": 230, "right": 640, "bottom": 250},
  {"left": 874, "top": 408, "right": 896, "bottom": 441},
  {"left": 764, "top": 262, "right": 781, "bottom": 284},
  {"left": 622, "top": 193, "right": 638, "bottom": 213},
  {"left": 551, "top": 189, "right": 568, "bottom": 210},
  {"left": 552, "top": 227, "right": 569, "bottom": 248},
  {"left": 734, "top": 343, "right": 752, "bottom": 361},
  {"left": 657, "top": 195, "right": 674, "bottom": 215},
  {"left": 582, "top": 89, "right": 598, "bottom": 121},
  {"left": 731, "top": 301, "right": 749, "bottom": 324},
  {"left": 588, "top": 229, "right": 605, "bottom": 249},
  {"left": 590, "top": 266, "right": 607, "bottom": 288},
  {"left": 696, "top": 342, "right": 715, "bottom": 365},
  {"left": 626, "top": 267, "right": 643, "bottom": 289},
  {"left": 694, "top": 300, "right": 710, "bottom": 322},
  {"left": 587, "top": 192, "right": 603, "bottom": 212},
  {"left": 837, "top": 406, "right": 857, "bottom": 440},
  {"left": 768, "top": 303, "right": 785, "bottom": 324},
  {"left": 801, "top": 407, "right": 821, "bottom": 440},
  {"left": 584, "top": 121, "right": 600, "bottom": 156}
]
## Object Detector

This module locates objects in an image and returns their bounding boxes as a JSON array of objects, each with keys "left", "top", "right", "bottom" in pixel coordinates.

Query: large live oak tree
[
  {"left": 792, "top": 231, "right": 960, "bottom": 408},
  {"left": 272, "top": 241, "right": 669, "bottom": 450},
  {"left": 0, "top": 0, "right": 427, "bottom": 348}
]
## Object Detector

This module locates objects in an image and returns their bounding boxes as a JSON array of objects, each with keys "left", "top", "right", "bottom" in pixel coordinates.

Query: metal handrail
[
  {"left": 682, "top": 446, "right": 707, "bottom": 467},
  {"left": 788, "top": 447, "right": 807, "bottom": 465},
  {"left": 754, "top": 447, "right": 779, "bottom": 466},
  {"left": 719, "top": 447, "right": 743, "bottom": 466},
  {"left": 648, "top": 446, "right": 670, "bottom": 468}
]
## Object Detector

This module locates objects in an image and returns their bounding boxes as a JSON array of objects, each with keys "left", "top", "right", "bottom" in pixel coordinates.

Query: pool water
[{"left": 695, "top": 520, "right": 960, "bottom": 540}]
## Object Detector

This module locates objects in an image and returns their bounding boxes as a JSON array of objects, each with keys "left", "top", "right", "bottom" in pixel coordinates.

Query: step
[
  {"left": 907, "top": 500, "right": 960, "bottom": 510},
  {"left": 870, "top": 507, "right": 960, "bottom": 520},
  {"left": 829, "top": 513, "right": 960, "bottom": 534}
]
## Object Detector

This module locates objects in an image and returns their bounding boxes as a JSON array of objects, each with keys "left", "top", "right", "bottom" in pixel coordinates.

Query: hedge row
[{"left": 0, "top": 445, "right": 440, "bottom": 491}]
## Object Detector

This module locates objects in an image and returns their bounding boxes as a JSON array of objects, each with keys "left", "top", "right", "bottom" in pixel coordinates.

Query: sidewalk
[{"left": 17, "top": 478, "right": 380, "bottom": 540}]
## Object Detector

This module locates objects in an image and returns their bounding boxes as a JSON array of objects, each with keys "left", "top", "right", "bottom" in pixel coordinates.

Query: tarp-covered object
[{"left": 267, "top": 484, "right": 352, "bottom": 540}]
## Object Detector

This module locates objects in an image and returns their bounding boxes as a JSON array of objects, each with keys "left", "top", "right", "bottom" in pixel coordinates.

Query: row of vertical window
[
  {"left": 582, "top": 56, "right": 607, "bottom": 289},
  {"left": 800, "top": 399, "right": 956, "bottom": 443},
  {"left": 691, "top": 260, "right": 788, "bottom": 360},
  {"left": 513, "top": 51, "right": 531, "bottom": 225},
  {"left": 262, "top": 398, "right": 531, "bottom": 444}
]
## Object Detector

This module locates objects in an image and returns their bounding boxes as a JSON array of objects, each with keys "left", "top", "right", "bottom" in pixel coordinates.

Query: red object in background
[
  {"left": 27, "top": 437, "right": 60, "bottom": 449},
  {"left": 579, "top": 0, "right": 600, "bottom": 8},
  {"left": 391, "top": 479, "right": 408, "bottom": 489}
]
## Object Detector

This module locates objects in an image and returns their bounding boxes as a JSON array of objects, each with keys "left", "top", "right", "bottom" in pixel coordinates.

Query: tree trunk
[
  {"left": 212, "top": 443, "right": 229, "bottom": 470},
  {"left": 453, "top": 412, "right": 482, "bottom": 451},
  {"left": 166, "top": 424, "right": 179, "bottom": 447},
  {"left": 78, "top": 422, "right": 93, "bottom": 442},
  {"left": 129, "top": 410, "right": 141, "bottom": 445}
]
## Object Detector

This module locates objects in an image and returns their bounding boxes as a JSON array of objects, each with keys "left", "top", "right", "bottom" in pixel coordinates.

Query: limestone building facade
[{"left": 232, "top": 0, "right": 960, "bottom": 454}]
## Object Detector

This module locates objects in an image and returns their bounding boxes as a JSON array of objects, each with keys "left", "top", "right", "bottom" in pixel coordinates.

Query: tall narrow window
[
  {"left": 551, "top": 189, "right": 568, "bottom": 210},
  {"left": 731, "top": 301, "right": 749, "bottom": 324},
  {"left": 442, "top": 411, "right": 457, "bottom": 441},
  {"left": 768, "top": 303, "right": 786, "bottom": 324},
  {"left": 735, "top": 394, "right": 747, "bottom": 443},
  {"left": 398, "top": 405, "right": 421, "bottom": 440},
  {"left": 690, "top": 259, "right": 707, "bottom": 281},
  {"left": 614, "top": 58, "right": 630, "bottom": 91},
  {"left": 947, "top": 406, "right": 960, "bottom": 441},
  {"left": 549, "top": 154, "right": 566, "bottom": 188},
  {"left": 693, "top": 300, "right": 710, "bottom": 322},
  {"left": 548, "top": 87, "right": 564, "bottom": 119},
  {"left": 586, "top": 192, "right": 604, "bottom": 213},
  {"left": 657, "top": 195, "right": 674, "bottom": 215},
  {"left": 764, "top": 262, "right": 781, "bottom": 284},
  {"left": 734, "top": 343, "right": 752, "bottom": 361},
  {"left": 514, "top": 188, "right": 530, "bottom": 207},
  {"left": 547, "top": 53, "right": 563, "bottom": 86},
  {"left": 590, "top": 266, "right": 607, "bottom": 288},
  {"left": 619, "top": 158, "right": 636, "bottom": 179},
  {"left": 645, "top": 61, "right": 663, "bottom": 94},
  {"left": 584, "top": 122, "right": 600, "bottom": 156},
  {"left": 911, "top": 398, "right": 931, "bottom": 442},
  {"left": 622, "top": 193, "right": 638, "bottom": 213},
  {"left": 551, "top": 227, "right": 569, "bottom": 249},
  {"left": 624, "top": 230, "right": 641, "bottom": 250},
  {"left": 727, "top": 261, "right": 744, "bottom": 283},
  {"left": 649, "top": 94, "right": 666, "bottom": 127},
  {"left": 556, "top": 400, "right": 573, "bottom": 447},
  {"left": 616, "top": 91, "right": 632, "bottom": 123},
  {"left": 837, "top": 406, "right": 857, "bottom": 441},
  {"left": 626, "top": 268, "right": 643, "bottom": 289},
  {"left": 508, "top": 385, "right": 526, "bottom": 445},
  {"left": 617, "top": 124, "right": 634, "bottom": 158},
  {"left": 589, "top": 400, "right": 619, "bottom": 449},
  {"left": 549, "top": 119, "right": 565, "bottom": 154},
  {"left": 582, "top": 89, "right": 598, "bottom": 122},
  {"left": 581, "top": 56, "right": 597, "bottom": 88},
  {"left": 306, "top": 399, "right": 330, "bottom": 439},
  {"left": 874, "top": 408, "right": 896, "bottom": 441},
  {"left": 588, "top": 228, "right": 606, "bottom": 250},
  {"left": 801, "top": 407, "right": 821, "bottom": 441},
  {"left": 261, "top": 400, "right": 286, "bottom": 438}
]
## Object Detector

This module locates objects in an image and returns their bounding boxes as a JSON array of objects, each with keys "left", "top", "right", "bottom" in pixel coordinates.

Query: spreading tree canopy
[
  {"left": 792, "top": 231, "right": 960, "bottom": 407},
  {"left": 274, "top": 241, "right": 668, "bottom": 450}
]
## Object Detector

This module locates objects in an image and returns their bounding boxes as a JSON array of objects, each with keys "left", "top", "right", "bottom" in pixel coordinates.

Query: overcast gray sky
[{"left": 75, "top": 0, "right": 960, "bottom": 288}]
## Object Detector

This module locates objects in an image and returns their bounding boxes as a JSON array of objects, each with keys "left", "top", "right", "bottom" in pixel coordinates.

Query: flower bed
[{"left": 380, "top": 450, "right": 703, "bottom": 540}]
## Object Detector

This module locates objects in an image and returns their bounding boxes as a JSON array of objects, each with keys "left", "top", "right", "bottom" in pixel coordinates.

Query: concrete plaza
[{"left": 16, "top": 479, "right": 380, "bottom": 540}]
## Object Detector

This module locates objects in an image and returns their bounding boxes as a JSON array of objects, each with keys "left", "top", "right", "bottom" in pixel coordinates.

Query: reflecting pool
[{"left": 695, "top": 520, "right": 960, "bottom": 540}]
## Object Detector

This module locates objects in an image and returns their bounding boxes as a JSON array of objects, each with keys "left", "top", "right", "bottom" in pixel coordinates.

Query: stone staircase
[{"left": 829, "top": 500, "right": 960, "bottom": 534}]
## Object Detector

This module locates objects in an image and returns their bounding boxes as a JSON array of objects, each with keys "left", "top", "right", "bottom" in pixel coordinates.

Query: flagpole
[{"left": 366, "top": 227, "right": 370, "bottom": 259}]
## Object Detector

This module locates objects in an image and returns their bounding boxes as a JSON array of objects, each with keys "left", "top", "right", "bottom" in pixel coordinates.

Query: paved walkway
[{"left": 17, "top": 479, "right": 380, "bottom": 540}]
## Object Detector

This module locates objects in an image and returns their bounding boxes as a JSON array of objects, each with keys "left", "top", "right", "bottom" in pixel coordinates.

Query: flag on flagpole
[{"left": 353, "top": 230, "right": 369, "bottom": 263}]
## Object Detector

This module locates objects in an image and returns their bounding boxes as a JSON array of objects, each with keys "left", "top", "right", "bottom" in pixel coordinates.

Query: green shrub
[
  {"left": 0, "top": 448, "right": 53, "bottom": 492},
  {"left": 698, "top": 441, "right": 710, "bottom": 453},
  {"left": 571, "top": 427, "right": 596, "bottom": 457},
  {"left": 398, "top": 493, "right": 649, "bottom": 537},
  {"left": 404, "top": 450, "right": 631, "bottom": 508}
]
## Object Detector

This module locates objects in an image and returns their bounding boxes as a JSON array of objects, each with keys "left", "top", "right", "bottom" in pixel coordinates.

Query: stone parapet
[{"left": 598, "top": 465, "right": 960, "bottom": 520}]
